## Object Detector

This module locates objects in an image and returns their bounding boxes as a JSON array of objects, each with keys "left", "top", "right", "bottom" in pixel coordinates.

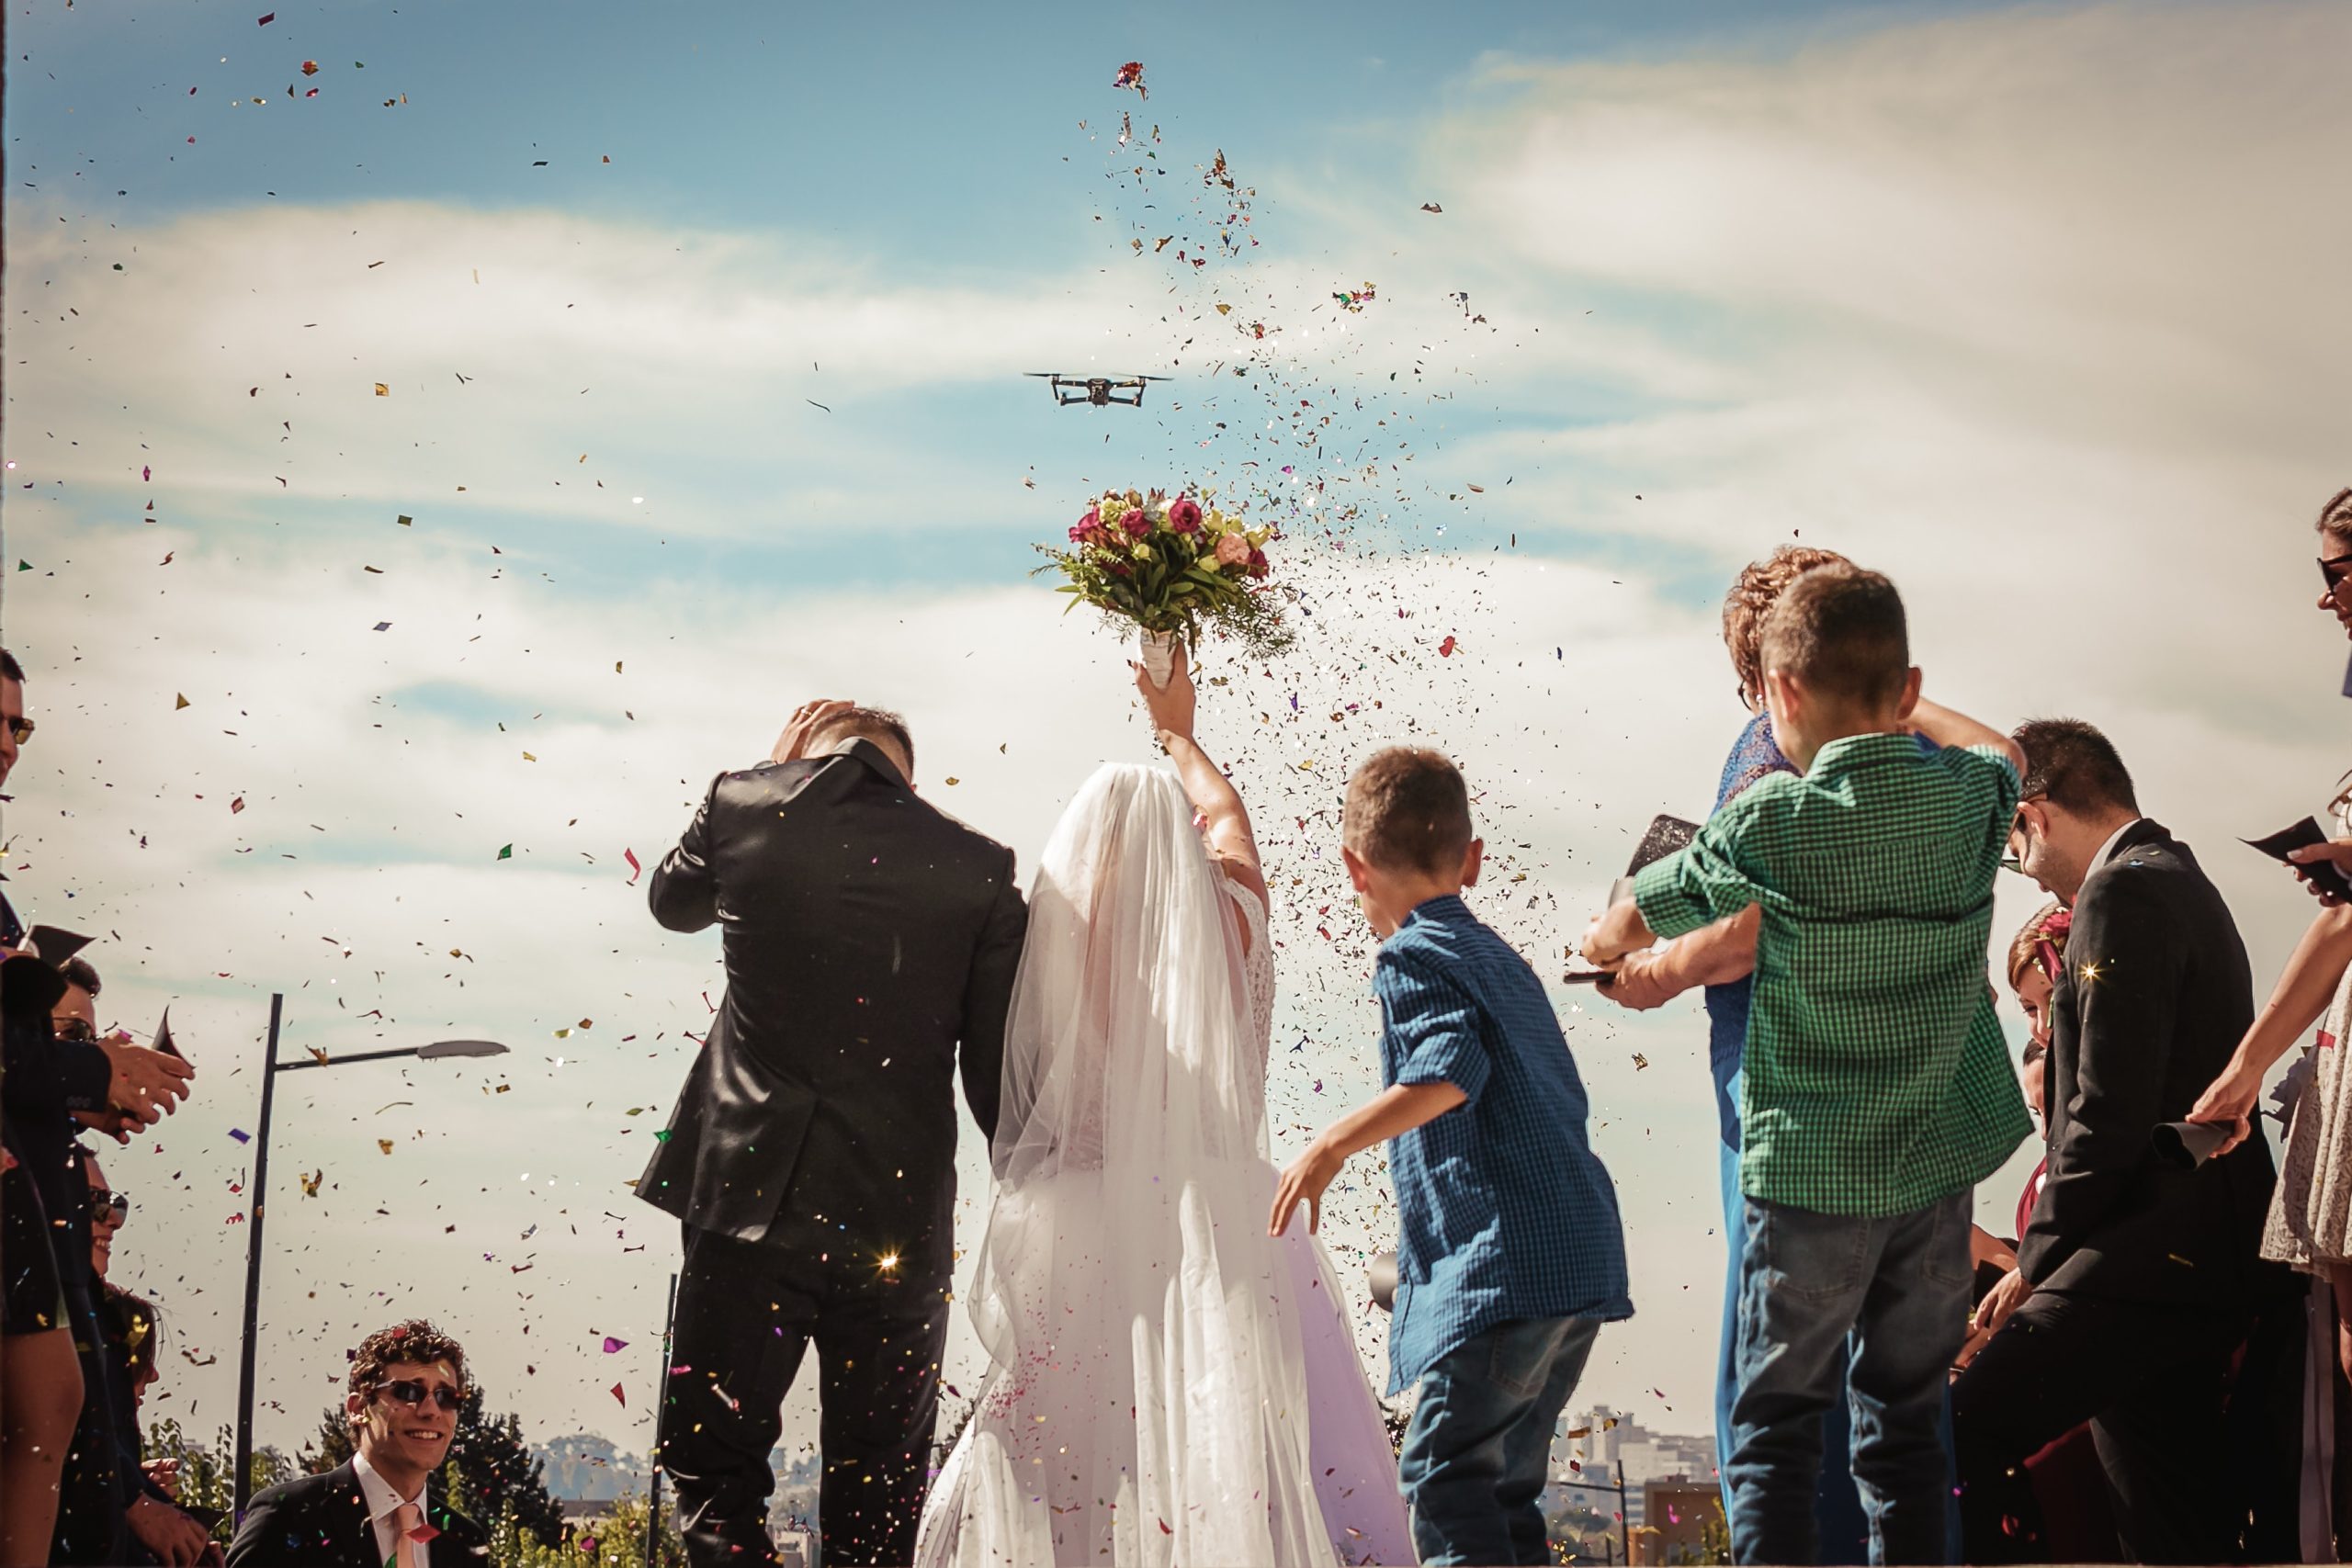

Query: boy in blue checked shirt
[
  {"left": 1272, "top": 747, "right": 1632, "bottom": 1568},
  {"left": 1583, "top": 564, "right": 2030, "bottom": 1566}
]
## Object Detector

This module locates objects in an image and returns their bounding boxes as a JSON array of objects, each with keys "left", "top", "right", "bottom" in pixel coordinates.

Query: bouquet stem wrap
[{"left": 1139, "top": 630, "right": 1179, "bottom": 689}]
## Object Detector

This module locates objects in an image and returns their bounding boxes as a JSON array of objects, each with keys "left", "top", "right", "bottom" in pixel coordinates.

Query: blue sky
[{"left": 6, "top": 0, "right": 2349, "bottom": 1480}]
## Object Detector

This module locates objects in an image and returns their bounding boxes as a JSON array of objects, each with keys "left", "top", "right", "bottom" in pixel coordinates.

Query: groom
[{"left": 639, "top": 700, "right": 1028, "bottom": 1568}]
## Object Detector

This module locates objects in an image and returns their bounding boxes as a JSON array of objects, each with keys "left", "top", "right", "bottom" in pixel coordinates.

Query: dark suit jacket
[
  {"left": 225, "top": 1462, "right": 486, "bottom": 1568},
  {"left": 636, "top": 739, "right": 1026, "bottom": 1276},
  {"left": 2018, "top": 819, "right": 2277, "bottom": 1304}
]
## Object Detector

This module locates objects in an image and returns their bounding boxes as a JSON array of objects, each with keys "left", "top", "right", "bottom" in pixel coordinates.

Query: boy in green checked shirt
[{"left": 1583, "top": 564, "right": 2030, "bottom": 1566}]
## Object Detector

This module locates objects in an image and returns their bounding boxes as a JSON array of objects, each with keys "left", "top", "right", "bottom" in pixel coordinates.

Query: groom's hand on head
[{"left": 770, "top": 699, "right": 856, "bottom": 766}]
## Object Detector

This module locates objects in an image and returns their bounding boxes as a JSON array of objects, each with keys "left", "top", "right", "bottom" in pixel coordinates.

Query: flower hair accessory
[{"left": 2034, "top": 906, "right": 2074, "bottom": 984}]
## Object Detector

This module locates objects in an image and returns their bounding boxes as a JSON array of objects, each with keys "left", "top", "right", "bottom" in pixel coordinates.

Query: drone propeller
[{"left": 1023, "top": 372, "right": 1063, "bottom": 379}]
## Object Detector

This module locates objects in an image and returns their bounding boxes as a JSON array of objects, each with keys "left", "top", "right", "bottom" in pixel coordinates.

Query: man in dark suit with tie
[
  {"left": 226, "top": 1319, "right": 488, "bottom": 1567},
  {"left": 639, "top": 701, "right": 1027, "bottom": 1568},
  {"left": 1951, "top": 719, "right": 2280, "bottom": 1562}
]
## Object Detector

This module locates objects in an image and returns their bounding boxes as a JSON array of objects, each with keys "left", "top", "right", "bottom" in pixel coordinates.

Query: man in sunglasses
[{"left": 228, "top": 1319, "right": 488, "bottom": 1567}]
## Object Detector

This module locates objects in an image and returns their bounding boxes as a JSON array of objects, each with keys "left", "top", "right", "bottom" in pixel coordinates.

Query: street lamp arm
[{"left": 271, "top": 1045, "right": 423, "bottom": 1071}]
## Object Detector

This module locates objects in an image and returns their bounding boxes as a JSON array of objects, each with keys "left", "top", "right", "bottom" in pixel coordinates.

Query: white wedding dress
[{"left": 915, "top": 763, "right": 1416, "bottom": 1567}]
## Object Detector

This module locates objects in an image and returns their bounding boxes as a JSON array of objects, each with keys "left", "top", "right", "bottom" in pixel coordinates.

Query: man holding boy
[
  {"left": 1584, "top": 564, "right": 2030, "bottom": 1564},
  {"left": 1272, "top": 747, "right": 1631, "bottom": 1568}
]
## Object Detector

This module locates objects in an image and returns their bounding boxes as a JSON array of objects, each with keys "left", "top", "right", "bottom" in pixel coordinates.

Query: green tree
[
  {"left": 143, "top": 1419, "right": 293, "bottom": 1552},
  {"left": 485, "top": 1493, "right": 683, "bottom": 1568},
  {"left": 306, "top": 1405, "right": 356, "bottom": 1472},
  {"left": 447, "top": 1387, "right": 567, "bottom": 1549}
]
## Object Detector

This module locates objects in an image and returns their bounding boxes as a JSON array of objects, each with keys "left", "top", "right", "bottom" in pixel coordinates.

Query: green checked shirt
[{"left": 1634, "top": 732, "right": 2033, "bottom": 1216}]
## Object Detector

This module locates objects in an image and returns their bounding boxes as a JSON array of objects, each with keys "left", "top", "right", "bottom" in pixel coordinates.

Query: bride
[{"left": 915, "top": 647, "right": 1415, "bottom": 1567}]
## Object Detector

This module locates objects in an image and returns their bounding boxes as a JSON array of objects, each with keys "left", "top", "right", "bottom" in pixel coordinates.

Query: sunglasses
[
  {"left": 378, "top": 1379, "right": 464, "bottom": 1413},
  {"left": 2001, "top": 795, "right": 2048, "bottom": 874},
  {"left": 6, "top": 716, "right": 30, "bottom": 746},
  {"left": 89, "top": 1189, "right": 130, "bottom": 1225},
  {"left": 53, "top": 1018, "right": 99, "bottom": 1043},
  {"left": 2321, "top": 554, "right": 2352, "bottom": 597}
]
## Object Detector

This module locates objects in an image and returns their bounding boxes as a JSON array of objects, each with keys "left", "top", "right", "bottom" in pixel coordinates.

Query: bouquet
[{"left": 1039, "top": 488, "right": 1289, "bottom": 683}]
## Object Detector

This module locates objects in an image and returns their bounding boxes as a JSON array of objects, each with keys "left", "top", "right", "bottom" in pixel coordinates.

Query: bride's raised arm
[{"left": 1134, "top": 643, "right": 1269, "bottom": 916}]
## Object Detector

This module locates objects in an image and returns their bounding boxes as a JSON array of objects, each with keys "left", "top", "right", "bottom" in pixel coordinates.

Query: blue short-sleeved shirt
[{"left": 1378, "top": 895, "right": 1633, "bottom": 1393}]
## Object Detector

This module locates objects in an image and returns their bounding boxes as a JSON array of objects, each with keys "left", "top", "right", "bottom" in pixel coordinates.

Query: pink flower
[
  {"left": 1168, "top": 497, "right": 1203, "bottom": 533},
  {"left": 1215, "top": 534, "right": 1251, "bottom": 569},
  {"left": 1122, "top": 511, "right": 1153, "bottom": 539},
  {"left": 1247, "top": 548, "right": 1270, "bottom": 579}
]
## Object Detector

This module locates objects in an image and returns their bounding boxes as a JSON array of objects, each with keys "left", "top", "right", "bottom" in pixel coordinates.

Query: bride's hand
[{"left": 1134, "top": 643, "right": 1197, "bottom": 741}]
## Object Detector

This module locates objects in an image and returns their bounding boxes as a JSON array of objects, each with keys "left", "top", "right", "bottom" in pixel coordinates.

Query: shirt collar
[
  {"left": 1397, "top": 893, "right": 1468, "bottom": 932},
  {"left": 2089, "top": 818, "right": 2145, "bottom": 874},
  {"left": 352, "top": 1450, "right": 424, "bottom": 1523},
  {"left": 1803, "top": 730, "right": 1923, "bottom": 775},
  {"left": 827, "top": 735, "right": 907, "bottom": 787}
]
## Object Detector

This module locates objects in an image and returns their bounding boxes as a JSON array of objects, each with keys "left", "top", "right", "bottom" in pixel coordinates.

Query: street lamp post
[{"left": 232, "top": 993, "right": 508, "bottom": 1515}]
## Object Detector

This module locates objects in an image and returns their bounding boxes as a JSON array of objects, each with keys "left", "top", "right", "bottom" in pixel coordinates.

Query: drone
[{"left": 1024, "top": 372, "right": 1169, "bottom": 409}]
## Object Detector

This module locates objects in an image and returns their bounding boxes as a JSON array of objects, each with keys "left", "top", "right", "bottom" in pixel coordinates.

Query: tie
[{"left": 392, "top": 1502, "right": 424, "bottom": 1568}]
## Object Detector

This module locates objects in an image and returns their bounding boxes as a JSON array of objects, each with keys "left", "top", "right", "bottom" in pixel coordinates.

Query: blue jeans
[
  {"left": 1728, "top": 1192, "right": 1972, "bottom": 1566},
  {"left": 1400, "top": 1315, "right": 1602, "bottom": 1566},
  {"left": 1715, "top": 1075, "right": 1871, "bottom": 1564}
]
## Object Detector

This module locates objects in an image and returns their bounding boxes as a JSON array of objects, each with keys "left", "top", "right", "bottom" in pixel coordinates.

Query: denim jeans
[
  {"left": 1715, "top": 1073, "right": 1872, "bottom": 1564},
  {"left": 1400, "top": 1315, "right": 1602, "bottom": 1566},
  {"left": 1728, "top": 1192, "right": 1972, "bottom": 1566}
]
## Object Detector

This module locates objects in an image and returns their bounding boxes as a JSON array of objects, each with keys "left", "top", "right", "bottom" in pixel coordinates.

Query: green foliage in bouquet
[{"left": 1038, "top": 488, "right": 1292, "bottom": 658}]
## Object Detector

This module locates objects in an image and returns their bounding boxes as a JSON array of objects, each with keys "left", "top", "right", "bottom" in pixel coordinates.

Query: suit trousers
[
  {"left": 1951, "top": 1289, "right": 2249, "bottom": 1564},
  {"left": 662, "top": 1223, "right": 951, "bottom": 1568}
]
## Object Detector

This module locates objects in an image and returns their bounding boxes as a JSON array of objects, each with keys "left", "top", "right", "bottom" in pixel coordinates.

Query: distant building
[
  {"left": 770, "top": 1525, "right": 816, "bottom": 1568},
  {"left": 1633, "top": 1479, "right": 1723, "bottom": 1565},
  {"left": 1553, "top": 1406, "right": 1718, "bottom": 1530}
]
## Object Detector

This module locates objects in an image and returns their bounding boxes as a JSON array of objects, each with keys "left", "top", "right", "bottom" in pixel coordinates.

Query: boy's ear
[
  {"left": 1340, "top": 843, "right": 1374, "bottom": 892},
  {"left": 1461, "top": 838, "right": 1485, "bottom": 889},
  {"left": 1895, "top": 666, "right": 1924, "bottom": 722},
  {"left": 1763, "top": 666, "right": 1800, "bottom": 722}
]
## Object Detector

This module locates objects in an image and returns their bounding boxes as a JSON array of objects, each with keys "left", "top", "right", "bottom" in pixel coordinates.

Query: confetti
[
  {"left": 1438, "top": 636, "right": 1458, "bottom": 657},
  {"left": 625, "top": 848, "right": 642, "bottom": 886},
  {"left": 602, "top": 1336, "right": 628, "bottom": 1353},
  {"left": 300, "top": 60, "right": 319, "bottom": 75},
  {"left": 1113, "top": 61, "right": 1147, "bottom": 98},
  {"left": 256, "top": 10, "right": 275, "bottom": 23},
  {"left": 229, "top": 1128, "right": 252, "bottom": 1144},
  {"left": 1420, "top": 202, "right": 1444, "bottom": 213},
  {"left": 377, "top": 1139, "right": 394, "bottom": 1155},
  {"left": 609, "top": 1382, "right": 626, "bottom": 1406},
  {"left": 175, "top": 694, "right": 189, "bottom": 709},
  {"left": 496, "top": 844, "right": 513, "bottom": 861}
]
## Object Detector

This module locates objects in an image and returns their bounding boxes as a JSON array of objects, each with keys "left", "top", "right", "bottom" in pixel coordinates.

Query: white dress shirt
[{"left": 352, "top": 1451, "right": 427, "bottom": 1567}]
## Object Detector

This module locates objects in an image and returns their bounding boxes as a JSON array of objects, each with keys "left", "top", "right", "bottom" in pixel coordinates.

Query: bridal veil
[{"left": 916, "top": 761, "right": 1336, "bottom": 1567}]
